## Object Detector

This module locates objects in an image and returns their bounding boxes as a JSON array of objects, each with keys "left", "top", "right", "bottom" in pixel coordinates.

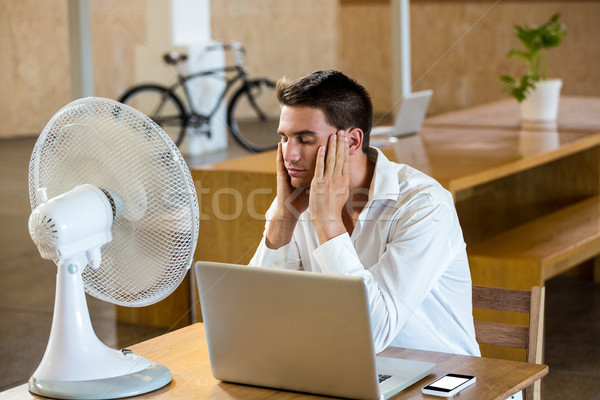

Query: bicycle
[{"left": 118, "top": 42, "right": 280, "bottom": 153}]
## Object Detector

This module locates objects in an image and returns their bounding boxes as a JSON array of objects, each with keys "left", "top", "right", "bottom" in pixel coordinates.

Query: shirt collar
[{"left": 367, "top": 147, "right": 400, "bottom": 202}]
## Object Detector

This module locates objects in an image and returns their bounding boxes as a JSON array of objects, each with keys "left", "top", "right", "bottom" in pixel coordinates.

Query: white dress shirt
[{"left": 250, "top": 147, "right": 481, "bottom": 356}]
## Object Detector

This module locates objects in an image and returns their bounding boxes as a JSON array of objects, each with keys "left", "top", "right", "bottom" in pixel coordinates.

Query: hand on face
[
  {"left": 265, "top": 141, "right": 310, "bottom": 249},
  {"left": 274, "top": 141, "right": 310, "bottom": 220},
  {"left": 309, "top": 131, "right": 350, "bottom": 242},
  {"left": 268, "top": 106, "right": 355, "bottom": 248}
]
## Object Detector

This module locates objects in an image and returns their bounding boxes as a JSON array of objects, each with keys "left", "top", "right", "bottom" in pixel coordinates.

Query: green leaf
[
  {"left": 501, "top": 12, "right": 566, "bottom": 99},
  {"left": 500, "top": 74, "right": 537, "bottom": 102}
]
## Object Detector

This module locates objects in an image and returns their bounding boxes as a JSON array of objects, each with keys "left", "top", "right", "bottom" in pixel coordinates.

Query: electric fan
[{"left": 27, "top": 97, "right": 199, "bottom": 399}]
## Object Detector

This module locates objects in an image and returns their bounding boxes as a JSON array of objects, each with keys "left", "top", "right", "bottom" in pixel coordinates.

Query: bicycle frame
[
  {"left": 120, "top": 42, "right": 279, "bottom": 152},
  {"left": 165, "top": 49, "right": 251, "bottom": 123}
]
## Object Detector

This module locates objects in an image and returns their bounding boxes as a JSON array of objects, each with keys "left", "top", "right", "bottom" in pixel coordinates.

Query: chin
[{"left": 290, "top": 177, "right": 311, "bottom": 189}]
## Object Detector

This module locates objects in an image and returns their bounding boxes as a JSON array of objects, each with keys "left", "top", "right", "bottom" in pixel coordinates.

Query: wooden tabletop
[
  {"left": 424, "top": 96, "right": 600, "bottom": 132},
  {"left": 195, "top": 97, "right": 600, "bottom": 196},
  {"left": 0, "top": 323, "right": 548, "bottom": 400}
]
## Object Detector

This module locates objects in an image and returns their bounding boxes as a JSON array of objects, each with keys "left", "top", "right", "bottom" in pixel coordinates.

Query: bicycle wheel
[
  {"left": 227, "top": 79, "right": 280, "bottom": 152},
  {"left": 119, "top": 84, "right": 186, "bottom": 147}
]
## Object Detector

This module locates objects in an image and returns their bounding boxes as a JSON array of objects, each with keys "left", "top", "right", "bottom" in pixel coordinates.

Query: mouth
[{"left": 286, "top": 167, "right": 306, "bottom": 177}]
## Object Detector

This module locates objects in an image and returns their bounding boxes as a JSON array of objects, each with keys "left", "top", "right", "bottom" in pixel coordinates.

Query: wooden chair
[{"left": 472, "top": 285, "right": 545, "bottom": 400}]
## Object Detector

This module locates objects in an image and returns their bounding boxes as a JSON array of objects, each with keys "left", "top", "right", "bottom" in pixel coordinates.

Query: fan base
[{"left": 28, "top": 361, "right": 172, "bottom": 399}]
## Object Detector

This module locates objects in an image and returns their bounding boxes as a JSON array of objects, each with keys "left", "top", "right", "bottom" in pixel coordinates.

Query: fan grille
[{"left": 29, "top": 97, "right": 199, "bottom": 307}]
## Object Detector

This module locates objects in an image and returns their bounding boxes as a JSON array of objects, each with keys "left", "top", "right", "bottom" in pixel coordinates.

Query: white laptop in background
[
  {"left": 195, "top": 261, "right": 436, "bottom": 400},
  {"left": 371, "top": 90, "right": 433, "bottom": 137}
]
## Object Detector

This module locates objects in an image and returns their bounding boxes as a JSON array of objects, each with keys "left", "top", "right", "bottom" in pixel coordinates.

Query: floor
[{"left": 1, "top": 136, "right": 599, "bottom": 399}]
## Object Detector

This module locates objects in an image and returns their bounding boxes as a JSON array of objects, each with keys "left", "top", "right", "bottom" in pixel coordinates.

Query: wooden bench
[
  {"left": 468, "top": 196, "right": 600, "bottom": 363},
  {"left": 468, "top": 195, "right": 600, "bottom": 291}
]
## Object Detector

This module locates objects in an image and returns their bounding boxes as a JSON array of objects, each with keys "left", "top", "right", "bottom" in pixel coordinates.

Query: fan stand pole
[{"left": 28, "top": 256, "right": 172, "bottom": 399}]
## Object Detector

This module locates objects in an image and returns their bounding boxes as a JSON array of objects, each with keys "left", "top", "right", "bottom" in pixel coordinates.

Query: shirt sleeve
[
  {"left": 312, "top": 192, "right": 464, "bottom": 352},
  {"left": 249, "top": 236, "right": 301, "bottom": 270}
]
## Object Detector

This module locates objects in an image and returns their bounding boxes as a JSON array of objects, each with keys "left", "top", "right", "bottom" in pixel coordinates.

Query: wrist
[
  {"left": 265, "top": 215, "right": 298, "bottom": 249},
  {"left": 314, "top": 219, "right": 346, "bottom": 245}
]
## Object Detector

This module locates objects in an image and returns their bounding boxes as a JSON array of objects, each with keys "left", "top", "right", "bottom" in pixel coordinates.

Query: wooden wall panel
[
  {"left": 340, "top": 1, "right": 600, "bottom": 115},
  {"left": 412, "top": 1, "right": 600, "bottom": 114},
  {"left": 0, "top": 0, "right": 70, "bottom": 138},
  {"left": 209, "top": 0, "right": 339, "bottom": 82},
  {"left": 339, "top": 0, "right": 392, "bottom": 114},
  {"left": 1, "top": 1, "right": 599, "bottom": 138},
  {"left": 90, "top": 0, "right": 147, "bottom": 100},
  {"left": 0, "top": 0, "right": 146, "bottom": 138}
]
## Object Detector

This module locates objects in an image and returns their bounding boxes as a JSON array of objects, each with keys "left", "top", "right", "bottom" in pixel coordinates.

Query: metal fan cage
[{"left": 28, "top": 97, "right": 199, "bottom": 307}]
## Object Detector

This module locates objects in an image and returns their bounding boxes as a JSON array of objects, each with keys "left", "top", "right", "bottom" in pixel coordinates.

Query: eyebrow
[{"left": 278, "top": 130, "right": 318, "bottom": 138}]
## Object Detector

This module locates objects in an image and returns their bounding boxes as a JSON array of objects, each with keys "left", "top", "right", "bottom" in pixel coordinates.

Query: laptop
[
  {"left": 371, "top": 90, "right": 433, "bottom": 138},
  {"left": 195, "top": 261, "right": 436, "bottom": 400}
]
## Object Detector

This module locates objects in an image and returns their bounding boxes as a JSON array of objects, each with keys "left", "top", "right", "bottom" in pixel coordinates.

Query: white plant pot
[{"left": 520, "top": 79, "right": 563, "bottom": 122}]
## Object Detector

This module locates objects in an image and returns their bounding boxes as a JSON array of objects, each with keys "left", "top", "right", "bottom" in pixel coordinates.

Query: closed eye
[
  {"left": 278, "top": 131, "right": 317, "bottom": 145},
  {"left": 298, "top": 136, "right": 315, "bottom": 144}
]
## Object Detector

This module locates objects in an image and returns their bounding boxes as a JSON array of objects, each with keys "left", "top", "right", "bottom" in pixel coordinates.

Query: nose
[{"left": 282, "top": 140, "right": 300, "bottom": 164}]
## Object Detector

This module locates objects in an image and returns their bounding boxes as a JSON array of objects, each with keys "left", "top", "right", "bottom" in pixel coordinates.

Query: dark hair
[{"left": 276, "top": 70, "right": 373, "bottom": 153}]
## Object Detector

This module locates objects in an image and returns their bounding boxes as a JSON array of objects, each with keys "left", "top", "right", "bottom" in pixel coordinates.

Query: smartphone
[{"left": 421, "top": 373, "right": 476, "bottom": 397}]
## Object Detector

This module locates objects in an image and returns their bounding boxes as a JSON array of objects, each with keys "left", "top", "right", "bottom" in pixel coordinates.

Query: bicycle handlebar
[
  {"left": 204, "top": 42, "right": 245, "bottom": 66},
  {"left": 164, "top": 42, "right": 246, "bottom": 68},
  {"left": 207, "top": 41, "right": 244, "bottom": 53}
]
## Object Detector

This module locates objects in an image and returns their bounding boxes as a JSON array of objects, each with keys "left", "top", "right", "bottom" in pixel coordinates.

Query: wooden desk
[{"left": 0, "top": 323, "right": 548, "bottom": 400}]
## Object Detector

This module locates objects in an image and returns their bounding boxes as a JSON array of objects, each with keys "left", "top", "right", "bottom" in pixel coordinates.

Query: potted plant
[{"left": 500, "top": 13, "right": 567, "bottom": 122}]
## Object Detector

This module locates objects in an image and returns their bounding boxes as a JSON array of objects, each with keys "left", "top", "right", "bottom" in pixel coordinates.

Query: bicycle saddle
[{"left": 163, "top": 52, "right": 188, "bottom": 65}]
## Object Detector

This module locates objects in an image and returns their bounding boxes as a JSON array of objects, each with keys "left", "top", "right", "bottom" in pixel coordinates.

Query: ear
[{"left": 347, "top": 128, "right": 364, "bottom": 156}]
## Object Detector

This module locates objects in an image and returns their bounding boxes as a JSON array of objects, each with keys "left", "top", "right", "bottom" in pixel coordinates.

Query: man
[{"left": 250, "top": 70, "right": 480, "bottom": 356}]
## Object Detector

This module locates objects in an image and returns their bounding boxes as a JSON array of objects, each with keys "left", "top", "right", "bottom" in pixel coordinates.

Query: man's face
[{"left": 277, "top": 106, "right": 337, "bottom": 188}]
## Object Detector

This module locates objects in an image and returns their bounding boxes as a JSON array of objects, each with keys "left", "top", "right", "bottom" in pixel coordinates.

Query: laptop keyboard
[{"left": 378, "top": 374, "right": 392, "bottom": 383}]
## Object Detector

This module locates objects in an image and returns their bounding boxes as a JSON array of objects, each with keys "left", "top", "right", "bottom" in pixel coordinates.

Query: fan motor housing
[{"left": 29, "top": 184, "right": 114, "bottom": 261}]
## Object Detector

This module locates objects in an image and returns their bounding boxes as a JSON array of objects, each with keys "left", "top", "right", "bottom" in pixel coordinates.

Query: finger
[
  {"left": 276, "top": 141, "right": 282, "bottom": 166},
  {"left": 314, "top": 145, "right": 326, "bottom": 180},
  {"left": 334, "top": 130, "right": 347, "bottom": 176},
  {"left": 325, "top": 133, "right": 337, "bottom": 177},
  {"left": 342, "top": 138, "right": 350, "bottom": 179},
  {"left": 340, "top": 131, "right": 350, "bottom": 178},
  {"left": 276, "top": 142, "right": 286, "bottom": 176},
  {"left": 275, "top": 143, "right": 287, "bottom": 209}
]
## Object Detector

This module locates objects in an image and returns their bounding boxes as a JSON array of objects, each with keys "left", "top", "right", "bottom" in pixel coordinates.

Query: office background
[{"left": 1, "top": 0, "right": 599, "bottom": 398}]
